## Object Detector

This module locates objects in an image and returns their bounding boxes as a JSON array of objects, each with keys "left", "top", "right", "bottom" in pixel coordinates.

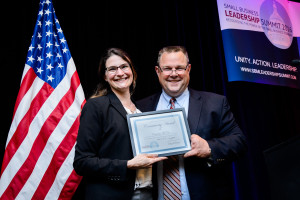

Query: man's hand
[
  {"left": 184, "top": 134, "right": 211, "bottom": 158},
  {"left": 127, "top": 154, "right": 167, "bottom": 169}
]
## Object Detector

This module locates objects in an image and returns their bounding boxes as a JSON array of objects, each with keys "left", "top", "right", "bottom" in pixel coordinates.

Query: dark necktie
[
  {"left": 169, "top": 97, "right": 176, "bottom": 109},
  {"left": 163, "top": 97, "right": 181, "bottom": 200}
]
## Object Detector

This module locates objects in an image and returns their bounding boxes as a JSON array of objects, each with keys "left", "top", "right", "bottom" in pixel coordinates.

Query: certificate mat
[{"left": 127, "top": 108, "right": 191, "bottom": 156}]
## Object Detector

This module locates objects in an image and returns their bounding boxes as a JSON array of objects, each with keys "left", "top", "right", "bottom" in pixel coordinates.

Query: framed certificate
[{"left": 127, "top": 108, "right": 191, "bottom": 157}]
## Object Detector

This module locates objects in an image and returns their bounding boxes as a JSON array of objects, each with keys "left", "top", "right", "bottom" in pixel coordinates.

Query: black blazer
[
  {"left": 73, "top": 92, "right": 136, "bottom": 200},
  {"left": 136, "top": 88, "right": 247, "bottom": 200}
]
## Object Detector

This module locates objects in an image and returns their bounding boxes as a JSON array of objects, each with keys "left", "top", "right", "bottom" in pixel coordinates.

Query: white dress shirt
[
  {"left": 155, "top": 89, "right": 191, "bottom": 200},
  {"left": 124, "top": 107, "right": 153, "bottom": 190}
]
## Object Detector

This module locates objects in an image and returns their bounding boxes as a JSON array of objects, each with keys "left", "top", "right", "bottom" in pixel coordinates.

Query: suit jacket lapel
[
  {"left": 152, "top": 93, "right": 161, "bottom": 110},
  {"left": 188, "top": 89, "right": 203, "bottom": 134},
  {"left": 146, "top": 92, "right": 161, "bottom": 111},
  {"left": 107, "top": 92, "right": 127, "bottom": 119}
]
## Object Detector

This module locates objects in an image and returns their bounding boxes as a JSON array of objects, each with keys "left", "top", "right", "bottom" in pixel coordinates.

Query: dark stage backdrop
[{"left": 1, "top": 0, "right": 300, "bottom": 200}]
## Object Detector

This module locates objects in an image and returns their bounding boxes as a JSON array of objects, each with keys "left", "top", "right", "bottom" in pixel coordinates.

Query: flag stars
[
  {"left": 56, "top": 53, "right": 62, "bottom": 59},
  {"left": 21, "top": 0, "right": 71, "bottom": 89},
  {"left": 45, "top": 9, "right": 52, "bottom": 15},
  {"left": 28, "top": 55, "right": 35, "bottom": 63},
  {"left": 37, "top": 56, "right": 43, "bottom": 63},
  {"left": 46, "top": 52, "right": 53, "bottom": 58},
  {"left": 46, "top": 30, "right": 52, "bottom": 37},
  {"left": 28, "top": 45, "right": 34, "bottom": 51},
  {"left": 62, "top": 47, "right": 68, "bottom": 53},
  {"left": 37, "top": 44, "right": 43, "bottom": 50},
  {"left": 45, "top": 0, "right": 51, "bottom": 5},
  {"left": 58, "top": 63, "right": 64, "bottom": 69},
  {"left": 37, "top": 21, "right": 42, "bottom": 27},
  {"left": 47, "top": 64, "right": 54, "bottom": 71},
  {"left": 60, "top": 37, "right": 66, "bottom": 44},
  {"left": 46, "top": 41, "right": 53, "bottom": 48},
  {"left": 47, "top": 75, "right": 54, "bottom": 82},
  {"left": 45, "top": 20, "right": 52, "bottom": 26},
  {"left": 37, "top": 32, "right": 42, "bottom": 39},
  {"left": 37, "top": 67, "right": 43, "bottom": 74}
]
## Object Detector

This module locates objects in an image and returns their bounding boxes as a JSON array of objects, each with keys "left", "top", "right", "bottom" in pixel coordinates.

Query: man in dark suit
[{"left": 136, "top": 46, "right": 247, "bottom": 200}]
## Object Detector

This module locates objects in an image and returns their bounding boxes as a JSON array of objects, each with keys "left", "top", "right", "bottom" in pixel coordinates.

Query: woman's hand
[{"left": 127, "top": 154, "right": 167, "bottom": 169}]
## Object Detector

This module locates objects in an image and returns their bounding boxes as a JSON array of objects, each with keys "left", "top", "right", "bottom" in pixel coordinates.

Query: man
[{"left": 136, "top": 46, "right": 247, "bottom": 200}]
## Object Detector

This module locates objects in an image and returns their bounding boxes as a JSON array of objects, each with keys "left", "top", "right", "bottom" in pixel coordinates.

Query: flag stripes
[
  {"left": 47, "top": 148, "right": 78, "bottom": 200},
  {"left": 1, "top": 79, "right": 50, "bottom": 177},
  {"left": 1, "top": 58, "right": 76, "bottom": 179},
  {"left": 58, "top": 170, "right": 83, "bottom": 199},
  {"left": 12, "top": 66, "right": 36, "bottom": 118},
  {"left": 31, "top": 116, "right": 81, "bottom": 200},
  {"left": 0, "top": 59, "right": 84, "bottom": 199},
  {"left": 1, "top": 68, "right": 82, "bottom": 199}
]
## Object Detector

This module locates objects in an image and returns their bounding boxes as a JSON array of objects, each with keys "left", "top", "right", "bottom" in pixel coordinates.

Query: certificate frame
[{"left": 127, "top": 108, "right": 191, "bottom": 157}]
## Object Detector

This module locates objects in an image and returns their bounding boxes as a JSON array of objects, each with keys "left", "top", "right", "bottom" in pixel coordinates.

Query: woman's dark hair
[{"left": 91, "top": 48, "right": 137, "bottom": 98}]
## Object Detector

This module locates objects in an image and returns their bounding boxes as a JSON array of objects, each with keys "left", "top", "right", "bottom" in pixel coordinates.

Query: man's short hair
[{"left": 157, "top": 46, "right": 189, "bottom": 65}]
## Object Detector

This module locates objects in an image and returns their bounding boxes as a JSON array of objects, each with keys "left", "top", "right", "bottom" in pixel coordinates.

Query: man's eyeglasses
[
  {"left": 106, "top": 64, "right": 131, "bottom": 74},
  {"left": 158, "top": 65, "right": 188, "bottom": 75}
]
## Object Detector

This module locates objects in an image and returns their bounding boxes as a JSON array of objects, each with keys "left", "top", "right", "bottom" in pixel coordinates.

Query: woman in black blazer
[{"left": 73, "top": 48, "right": 166, "bottom": 200}]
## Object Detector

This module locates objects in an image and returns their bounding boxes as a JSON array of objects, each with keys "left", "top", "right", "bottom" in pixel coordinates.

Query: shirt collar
[{"left": 161, "top": 88, "right": 189, "bottom": 108}]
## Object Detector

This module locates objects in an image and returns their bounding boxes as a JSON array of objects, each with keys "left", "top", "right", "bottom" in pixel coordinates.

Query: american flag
[{"left": 0, "top": 0, "right": 85, "bottom": 199}]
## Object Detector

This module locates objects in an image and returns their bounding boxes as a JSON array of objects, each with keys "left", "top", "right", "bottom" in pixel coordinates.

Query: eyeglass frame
[
  {"left": 105, "top": 63, "right": 131, "bottom": 74},
  {"left": 158, "top": 64, "right": 189, "bottom": 75}
]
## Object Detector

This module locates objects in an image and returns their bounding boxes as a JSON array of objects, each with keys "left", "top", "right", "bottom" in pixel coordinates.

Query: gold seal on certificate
[{"left": 127, "top": 108, "right": 191, "bottom": 156}]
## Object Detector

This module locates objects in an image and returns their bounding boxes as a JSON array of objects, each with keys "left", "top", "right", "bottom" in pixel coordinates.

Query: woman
[{"left": 73, "top": 48, "right": 166, "bottom": 200}]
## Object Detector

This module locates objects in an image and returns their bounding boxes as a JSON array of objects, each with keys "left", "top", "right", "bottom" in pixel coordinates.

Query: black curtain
[{"left": 1, "top": 0, "right": 300, "bottom": 199}]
